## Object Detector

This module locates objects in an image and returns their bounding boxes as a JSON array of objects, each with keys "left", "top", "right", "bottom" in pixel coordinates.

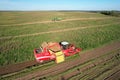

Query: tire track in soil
[
  {"left": 15, "top": 41, "right": 120, "bottom": 80},
  {"left": 0, "top": 22, "right": 120, "bottom": 40},
  {"left": 62, "top": 51, "right": 120, "bottom": 80},
  {"left": 80, "top": 59, "right": 120, "bottom": 80}
]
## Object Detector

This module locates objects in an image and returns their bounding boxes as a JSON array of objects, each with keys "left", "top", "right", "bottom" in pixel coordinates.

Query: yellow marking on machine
[{"left": 55, "top": 51, "right": 65, "bottom": 63}]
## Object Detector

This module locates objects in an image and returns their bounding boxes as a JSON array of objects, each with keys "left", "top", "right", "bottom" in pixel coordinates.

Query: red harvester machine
[{"left": 34, "top": 41, "right": 81, "bottom": 63}]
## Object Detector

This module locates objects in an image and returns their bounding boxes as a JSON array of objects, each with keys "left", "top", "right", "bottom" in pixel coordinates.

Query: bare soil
[
  {"left": 105, "top": 70, "right": 120, "bottom": 80},
  {"left": 62, "top": 51, "right": 120, "bottom": 80},
  {"left": 0, "top": 60, "right": 38, "bottom": 75}
]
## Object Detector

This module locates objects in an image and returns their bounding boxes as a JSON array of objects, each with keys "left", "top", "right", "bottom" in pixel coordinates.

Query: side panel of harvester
[
  {"left": 54, "top": 51, "right": 65, "bottom": 63},
  {"left": 34, "top": 48, "right": 52, "bottom": 62}
]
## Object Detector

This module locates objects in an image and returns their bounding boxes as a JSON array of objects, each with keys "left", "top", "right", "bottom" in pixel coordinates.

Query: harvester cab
[{"left": 59, "top": 41, "right": 70, "bottom": 50}]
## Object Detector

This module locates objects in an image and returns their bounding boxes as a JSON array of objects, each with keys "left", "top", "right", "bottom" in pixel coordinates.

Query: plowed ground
[
  {"left": 14, "top": 41, "right": 120, "bottom": 80},
  {"left": 62, "top": 49, "right": 120, "bottom": 80}
]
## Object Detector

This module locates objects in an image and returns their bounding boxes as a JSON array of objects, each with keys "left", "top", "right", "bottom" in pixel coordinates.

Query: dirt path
[
  {"left": 15, "top": 41, "right": 120, "bottom": 80},
  {"left": 0, "top": 22, "right": 120, "bottom": 40},
  {"left": 0, "top": 17, "right": 112, "bottom": 26}
]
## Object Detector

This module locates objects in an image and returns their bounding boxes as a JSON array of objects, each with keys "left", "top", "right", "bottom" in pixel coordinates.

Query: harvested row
[
  {"left": 72, "top": 54, "right": 120, "bottom": 80},
  {"left": 15, "top": 41, "right": 120, "bottom": 80},
  {"left": 0, "top": 60, "right": 51, "bottom": 76},
  {"left": 0, "top": 60, "right": 38, "bottom": 76},
  {"left": 105, "top": 70, "right": 120, "bottom": 80},
  {"left": 61, "top": 50, "right": 120, "bottom": 80}
]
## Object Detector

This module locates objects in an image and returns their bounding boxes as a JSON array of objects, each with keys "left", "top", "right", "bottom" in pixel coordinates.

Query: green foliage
[
  {"left": 100, "top": 11, "right": 120, "bottom": 17},
  {"left": 0, "top": 18, "right": 120, "bottom": 37},
  {"left": 0, "top": 11, "right": 120, "bottom": 66},
  {"left": 52, "top": 17, "right": 63, "bottom": 21},
  {"left": 0, "top": 24, "right": 120, "bottom": 66}
]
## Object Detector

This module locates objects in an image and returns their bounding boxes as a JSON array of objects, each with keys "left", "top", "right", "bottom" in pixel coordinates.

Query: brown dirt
[
  {"left": 58, "top": 50, "right": 120, "bottom": 80},
  {"left": 103, "top": 64, "right": 120, "bottom": 80},
  {"left": 0, "top": 60, "right": 38, "bottom": 76},
  {"left": 15, "top": 41, "right": 120, "bottom": 80},
  {"left": 0, "top": 22, "right": 120, "bottom": 40},
  {"left": 105, "top": 70, "right": 120, "bottom": 80}
]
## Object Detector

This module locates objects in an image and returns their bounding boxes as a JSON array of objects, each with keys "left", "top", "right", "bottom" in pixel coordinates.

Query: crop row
[
  {"left": 0, "top": 17, "right": 119, "bottom": 37},
  {"left": 1, "top": 42, "right": 120, "bottom": 80},
  {"left": 70, "top": 54, "right": 120, "bottom": 80},
  {"left": 47, "top": 49, "right": 120, "bottom": 80},
  {"left": 0, "top": 23, "right": 120, "bottom": 66}
]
